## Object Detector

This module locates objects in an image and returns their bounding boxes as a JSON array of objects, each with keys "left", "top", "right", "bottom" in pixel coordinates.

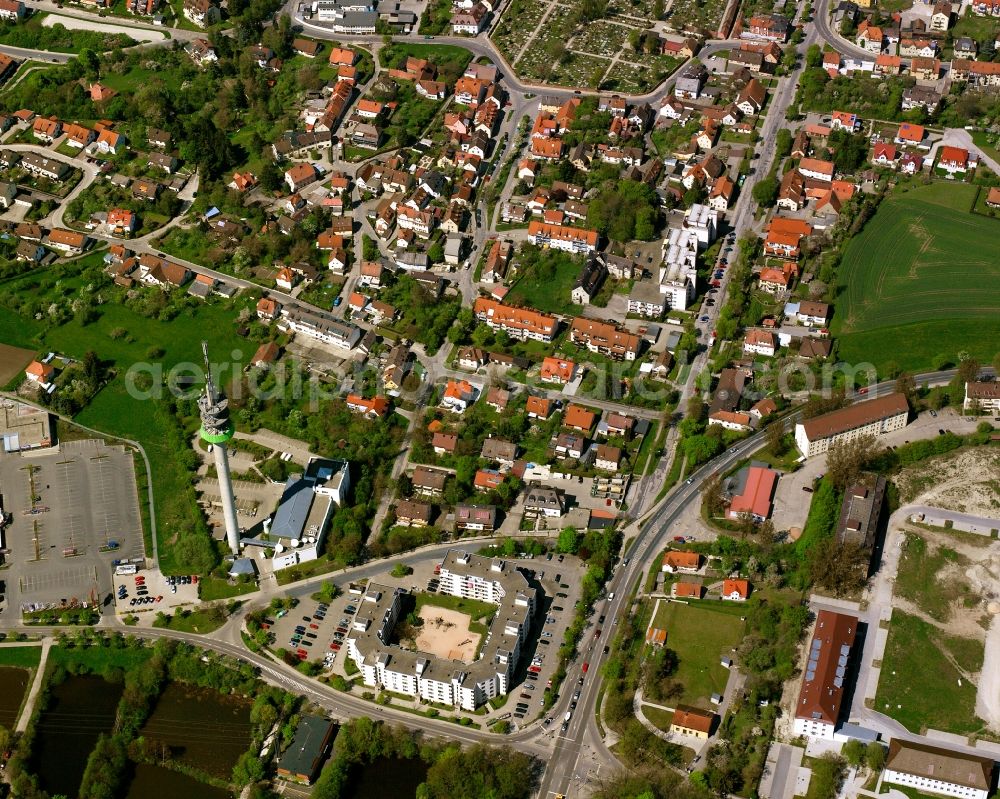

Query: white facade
[
  {"left": 683, "top": 203, "right": 718, "bottom": 248},
  {"left": 794, "top": 398, "right": 909, "bottom": 457},
  {"left": 793, "top": 716, "right": 836, "bottom": 740}
]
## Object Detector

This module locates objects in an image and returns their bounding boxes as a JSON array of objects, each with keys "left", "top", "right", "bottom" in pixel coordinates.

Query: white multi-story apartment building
[
  {"left": 964, "top": 381, "right": 1000, "bottom": 414},
  {"left": 792, "top": 610, "right": 857, "bottom": 740},
  {"left": 794, "top": 393, "right": 909, "bottom": 457},
  {"left": 278, "top": 309, "right": 362, "bottom": 351},
  {"left": 682, "top": 203, "right": 718, "bottom": 249},
  {"left": 347, "top": 551, "right": 538, "bottom": 711},
  {"left": 657, "top": 227, "right": 699, "bottom": 311}
]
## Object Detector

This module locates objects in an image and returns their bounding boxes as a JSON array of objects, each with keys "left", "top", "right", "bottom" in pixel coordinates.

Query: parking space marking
[{"left": 21, "top": 564, "right": 96, "bottom": 594}]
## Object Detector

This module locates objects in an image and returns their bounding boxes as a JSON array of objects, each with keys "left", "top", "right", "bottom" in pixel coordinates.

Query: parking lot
[
  {"left": 501, "top": 552, "right": 586, "bottom": 725},
  {"left": 111, "top": 568, "right": 199, "bottom": 614},
  {"left": 2, "top": 439, "right": 145, "bottom": 615},
  {"left": 269, "top": 593, "right": 347, "bottom": 669}
]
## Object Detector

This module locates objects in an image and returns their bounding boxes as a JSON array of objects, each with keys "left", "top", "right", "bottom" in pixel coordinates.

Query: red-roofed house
[
  {"left": 540, "top": 356, "right": 576, "bottom": 385},
  {"left": 895, "top": 123, "right": 925, "bottom": 144},
  {"left": 722, "top": 579, "right": 750, "bottom": 601},
  {"left": 345, "top": 394, "right": 389, "bottom": 419},
  {"left": 744, "top": 328, "right": 777, "bottom": 357},
  {"left": 671, "top": 581, "right": 704, "bottom": 599},
  {"left": 526, "top": 396, "right": 553, "bottom": 419},
  {"left": 563, "top": 404, "right": 597, "bottom": 431},
  {"left": 662, "top": 550, "right": 701, "bottom": 573},
  {"left": 442, "top": 379, "right": 476, "bottom": 412},
  {"left": 25, "top": 360, "right": 55, "bottom": 384},
  {"left": 872, "top": 142, "right": 898, "bottom": 167},
  {"left": 938, "top": 146, "right": 970, "bottom": 172}
]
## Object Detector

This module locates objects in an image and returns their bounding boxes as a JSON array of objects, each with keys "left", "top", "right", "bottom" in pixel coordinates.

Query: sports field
[{"left": 833, "top": 183, "right": 1000, "bottom": 375}]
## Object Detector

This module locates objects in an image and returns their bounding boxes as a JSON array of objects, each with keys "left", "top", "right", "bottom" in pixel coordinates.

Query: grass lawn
[
  {"left": 642, "top": 704, "right": 675, "bottom": 733},
  {"left": 874, "top": 611, "right": 985, "bottom": 735},
  {"left": 649, "top": 600, "right": 746, "bottom": 708},
  {"left": 833, "top": 182, "right": 1000, "bottom": 376},
  {"left": 893, "top": 532, "right": 974, "bottom": 623},
  {"left": 48, "top": 643, "right": 152, "bottom": 674},
  {"left": 379, "top": 43, "right": 473, "bottom": 84},
  {"left": 504, "top": 247, "right": 587, "bottom": 316},
  {"left": 0, "top": 646, "right": 42, "bottom": 668},
  {"left": 971, "top": 131, "right": 1000, "bottom": 168},
  {"left": 153, "top": 607, "right": 227, "bottom": 634},
  {"left": 198, "top": 576, "right": 259, "bottom": 602}
]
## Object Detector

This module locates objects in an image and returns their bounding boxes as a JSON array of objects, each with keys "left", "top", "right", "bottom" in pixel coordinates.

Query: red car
[
  {"left": 529, "top": 666, "right": 541, "bottom": 673},
  {"left": 331, "top": 643, "right": 341, "bottom": 651},
  {"left": 858, "top": 387, "right": 869, "bottom": 395},
  {"left": 297, "top": 649, "right": 307, "bottom": 656},
  {"left": 309, "top": 623, "right": 319, "bottom": 629},
  {"left": 673, "top": 535, "right": 685, "bottom": 542},
  {"left": 582, "top": 662, "right": 589, "bottom": 673}
]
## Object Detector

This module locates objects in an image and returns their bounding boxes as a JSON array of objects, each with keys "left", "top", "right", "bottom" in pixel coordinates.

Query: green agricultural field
[
  {"left": 833, "top": 183, "right": 1000, "bottom": 375},
  {"left": 649, "top": 600, "right": 745, "bottom": 708},
  {"left": 874, "top": 611, "right": 985, "bottom": 735}
]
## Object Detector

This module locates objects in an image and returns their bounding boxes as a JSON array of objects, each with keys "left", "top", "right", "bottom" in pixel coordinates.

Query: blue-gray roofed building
[{"left": 271, "top": 474, "right": 316, "bottom": 541}]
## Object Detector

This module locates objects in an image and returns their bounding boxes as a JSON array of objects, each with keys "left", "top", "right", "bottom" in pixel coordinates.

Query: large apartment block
[
  {"left": 346, "top": 550, "right": 538, "bottom": 710},
  {"left": 793, "top": 610, "right": 857, "bottom": 740},
  {"left": 568, "top": 318, "right": 641, "bottom": 361},
  {"left": 794, "top": 393, "right": 909, "bottom": 457},
  {"left": 473, "top": 298, "right": 557, "bottom": 342}
]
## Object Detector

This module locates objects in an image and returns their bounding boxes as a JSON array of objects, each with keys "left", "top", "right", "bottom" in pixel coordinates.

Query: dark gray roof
[{"left": 277, "top": 715, "right": 334, "bottom": 780}]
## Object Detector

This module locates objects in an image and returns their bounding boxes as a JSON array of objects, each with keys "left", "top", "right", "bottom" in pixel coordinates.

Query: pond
[
  {"left": 139, "top": 682, "right": 252, "bottom": 779},
  {"left": 0, "top": 665, "right": 30, "bottom": 729},
  {"left": 33, "top": 674, "right": 124, "bottom": 798},
  {"left": 346, "top": 755, "right": 430, "bottom": 799},
  {"left": 121, "top": 762, "right": 233, "bottom": 799}
]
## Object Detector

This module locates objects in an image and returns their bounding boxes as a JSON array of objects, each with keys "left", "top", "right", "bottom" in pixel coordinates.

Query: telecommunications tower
[{"left": 198, "top": 341, "right": 241, "bottom": 555}]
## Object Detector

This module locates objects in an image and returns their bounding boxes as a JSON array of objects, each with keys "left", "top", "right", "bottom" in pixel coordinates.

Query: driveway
[{"left": 929, "top": 128, "right": 1000, "bottom": 175}]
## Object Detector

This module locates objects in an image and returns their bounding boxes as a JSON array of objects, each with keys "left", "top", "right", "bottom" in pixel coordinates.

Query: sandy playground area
[{"left": 416, "top": 607, "right": 481, "bottom": 663}]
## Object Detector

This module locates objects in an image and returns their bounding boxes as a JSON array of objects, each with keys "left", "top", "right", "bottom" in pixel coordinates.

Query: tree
[
  {"left": 805, "top": 44, "right": 823, "bottom": 68},
  {"left": 765, "top": 418, "right": 786, "bottom": 455},
  {"left": 810, "top": 538, "right": 869, "bottom": 596},
  {"left": 752, "top": 177, "right": 779, "bottom": 207},
  {"left": 865, "top": 742, "right": 886, "bottom": 771},
  {"left": 842, "top": 739, "right": 865, "bottom": 767},
  {"left": 826, "top": 434, "right": 880, "bottom": 490},
  {"left": 702, "top": 473, "right": 725, "bottom": 517},
  {"left": 557, "top": 527, "right": 580, "bottom": 554},
  {"left": 390, "top": 562, "right": 412, "bottom": 578},
  {"left": 895, "top": 372, "right": 916, "bottom": 406}
]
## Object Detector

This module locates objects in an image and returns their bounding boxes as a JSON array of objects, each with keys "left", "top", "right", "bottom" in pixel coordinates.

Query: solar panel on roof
[
  {"left": 805, "top": 669, "right": 816, "bottom": 682},
  {"left": 840, "top": 644, "right": 851, "bottom": 655}
]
